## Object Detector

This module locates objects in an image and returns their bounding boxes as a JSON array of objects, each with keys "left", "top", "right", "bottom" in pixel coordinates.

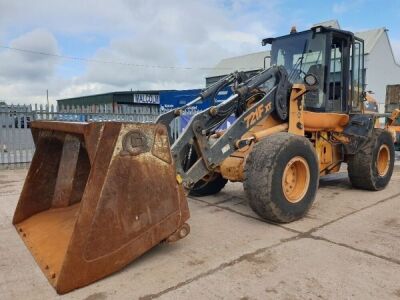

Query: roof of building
[
  {"left": 355, "top": 28, "right": 386, "bottom": 54},
  {"left": 206, "top": 20, "right": 390, "bottom": 79},
  {"left": 57, "top": 91, "right": 153, "bottom": 103},
  {"left": 206, "top": 50, "right": 270, "bottom": 78},
  {"left": 56, "top": 89, "right": 200, "bottom": 102}
]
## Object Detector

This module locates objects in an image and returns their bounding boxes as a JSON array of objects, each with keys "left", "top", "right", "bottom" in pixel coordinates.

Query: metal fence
[{"left": 0, "top": 104, "right": 181, "bottom": 169}]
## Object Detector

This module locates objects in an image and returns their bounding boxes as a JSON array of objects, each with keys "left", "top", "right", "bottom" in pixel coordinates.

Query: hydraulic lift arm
[
  {"left": 164, "top": 65, "right": 290, "bottom": 188},
  {"left": 156, "top": 71, "right": 244, "bottom": 139}
]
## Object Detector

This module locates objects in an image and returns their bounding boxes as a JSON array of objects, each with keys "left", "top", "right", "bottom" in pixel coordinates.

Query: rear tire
[
  {"left": 244, "top": 133, "right": 319, "bottom": 223},
  {"left": 347, "top": 129, "right": 394, "bottom": 191},
  {"left": 189, "top": 174, "right": 228, "bottom": 197}
]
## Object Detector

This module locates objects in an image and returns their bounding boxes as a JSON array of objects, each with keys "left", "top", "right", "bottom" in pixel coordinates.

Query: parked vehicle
[
  {"left": 385, "top": 85, "right": 400, "bottom": 150},
  {"left": 13, "top": 25, "right": 397, "bottom": 294}
]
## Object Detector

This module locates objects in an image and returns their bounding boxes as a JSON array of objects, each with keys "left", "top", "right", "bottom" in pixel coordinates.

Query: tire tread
[{"left": 244, "top": 133, "right": 318, "bottom": 223}]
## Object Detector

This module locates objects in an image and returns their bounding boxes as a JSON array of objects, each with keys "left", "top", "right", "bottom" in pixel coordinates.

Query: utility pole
[{"left": 46, "top": 89, "right": 49, "bottom": 110}]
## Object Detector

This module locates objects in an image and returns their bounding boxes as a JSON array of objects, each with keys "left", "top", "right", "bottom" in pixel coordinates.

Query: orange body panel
[
  {"left": 303, "top": 111, "right": 349, "bottom": 132},
  {"left": 220, "top": 85, "right": 349, "bottom": 181}
]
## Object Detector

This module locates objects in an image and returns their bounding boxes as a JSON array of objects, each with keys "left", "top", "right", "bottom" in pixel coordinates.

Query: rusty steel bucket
[{"left": 12, "top": 121, "right": 190, "bottom": 294}]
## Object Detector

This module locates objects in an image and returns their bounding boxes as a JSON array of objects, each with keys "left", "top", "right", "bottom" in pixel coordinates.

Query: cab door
[
  {"left": 326, "top": 32, "right": 352, "bottom": 112},
  {"left": 350, "top": 38, "right": 366, "bottom": 111}
]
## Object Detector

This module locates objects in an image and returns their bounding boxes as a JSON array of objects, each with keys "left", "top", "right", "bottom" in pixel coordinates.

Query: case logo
[{"left": 121, "top": 130, "right": 148, "bottom": 156}]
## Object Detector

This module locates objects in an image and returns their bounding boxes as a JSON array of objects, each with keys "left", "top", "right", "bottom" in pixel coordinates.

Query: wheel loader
[{"left": 13, "top": 25, "right": 396, "bottom": 294}]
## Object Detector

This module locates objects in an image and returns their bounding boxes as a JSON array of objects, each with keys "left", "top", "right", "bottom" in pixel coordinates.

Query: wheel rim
[
  {"left": 376, "top": 144, "right": 390, "bottom": 177},
  {"left": 282, "top": 156, "right": 310, "bottom": 203}
]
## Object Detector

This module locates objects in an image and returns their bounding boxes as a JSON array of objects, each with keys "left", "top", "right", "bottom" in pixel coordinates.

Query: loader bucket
[{"left": 12, "top": 121, "right": 190, "bottom": 294}]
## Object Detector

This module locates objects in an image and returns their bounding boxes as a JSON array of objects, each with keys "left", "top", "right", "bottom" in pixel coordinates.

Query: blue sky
[
  {"left": 0, "top": 0, "right": 399, "bottom": 104},
  {"left": 278, "top": 0, "right": 400, "bottom": 38}
]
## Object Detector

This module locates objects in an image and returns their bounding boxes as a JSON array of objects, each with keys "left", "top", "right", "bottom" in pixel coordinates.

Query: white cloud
[
  {"left": 0, "top": 0, "right": 396, "bottom": 108},
  {"left": 0, "top": 29, "right": 59, "bottom": 82},
  {"left": 58, "top": 82, "right": 112, "bottom": 99},
  {"left": 332, "top": 2, "right": 348, "bottom": 14},
  {"left": 0, "top": 0, "right": 284, "bottom": 104},
  {"left": 10, "top": 0, "right": 397, "bottom": 106},
  {"left": 332, "top": 0, "right": 365, "bottom": 15}
]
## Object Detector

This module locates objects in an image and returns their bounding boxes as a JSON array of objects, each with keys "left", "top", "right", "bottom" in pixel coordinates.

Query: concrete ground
[{"left": 1, "top": 164, "right": 400, "bottom": 300}]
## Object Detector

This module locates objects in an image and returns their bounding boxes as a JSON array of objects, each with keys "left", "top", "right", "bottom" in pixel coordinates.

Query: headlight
[{"left": 304, "top": 73, "right": 318, "bottom": 86}]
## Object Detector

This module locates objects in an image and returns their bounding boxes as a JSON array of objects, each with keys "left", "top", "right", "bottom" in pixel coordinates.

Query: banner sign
[{"left": 133, "top": 94, "right": 160, "bottom": 104}]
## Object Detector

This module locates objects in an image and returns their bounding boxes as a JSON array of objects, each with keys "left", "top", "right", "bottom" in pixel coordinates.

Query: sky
[{"left": 0, "top": 0, "right": 399, "bottom": 105}]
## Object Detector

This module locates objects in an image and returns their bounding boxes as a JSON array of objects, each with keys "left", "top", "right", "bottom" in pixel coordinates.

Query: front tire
[
  {"left": 347, "top": 129, "right": 394, "bottom": 191},
  {"left": 244, "top": 133, "right": 319, "bottom": 223},
  {"left": 189, "top": 174, "right": 228, "bottom": 197},
  {"left": 183, "top": 144, "right": 228, "bottom": 197}
]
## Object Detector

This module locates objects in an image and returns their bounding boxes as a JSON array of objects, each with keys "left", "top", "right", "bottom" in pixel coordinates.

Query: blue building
[{"left": 57, "top": 88, "right": 233, "bottom": 114}]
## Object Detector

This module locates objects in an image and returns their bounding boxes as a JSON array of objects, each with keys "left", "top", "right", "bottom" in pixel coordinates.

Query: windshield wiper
[
  {"left": 298, "top": 40, "right": 308, "bottom": 74},
  {"left": 288, "top": 40, "right": 308, "bottom": 82}
]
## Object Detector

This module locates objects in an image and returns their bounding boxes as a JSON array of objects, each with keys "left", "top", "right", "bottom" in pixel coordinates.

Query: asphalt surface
[{"left": 1, "top": 165, "right": 400, "bottom": 300}]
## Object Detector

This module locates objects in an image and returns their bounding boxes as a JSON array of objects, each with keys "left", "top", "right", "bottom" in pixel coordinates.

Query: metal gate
[{"left": 0, "top": 104, "right": 182, "bottom": 169}]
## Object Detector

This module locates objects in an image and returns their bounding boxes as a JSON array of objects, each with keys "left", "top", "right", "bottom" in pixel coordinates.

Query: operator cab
[{"left": 263, "top": 26, "right": 365, "bottom": 113}]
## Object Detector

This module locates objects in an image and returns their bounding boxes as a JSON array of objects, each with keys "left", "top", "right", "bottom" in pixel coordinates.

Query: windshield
[{"left": 271, "top": 31, "right": 327, "bottom": 110}]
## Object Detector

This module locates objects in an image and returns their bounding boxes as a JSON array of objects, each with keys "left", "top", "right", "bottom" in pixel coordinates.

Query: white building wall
[{"left": 365, "top": 31, "right": 400, "bottom": 111}]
